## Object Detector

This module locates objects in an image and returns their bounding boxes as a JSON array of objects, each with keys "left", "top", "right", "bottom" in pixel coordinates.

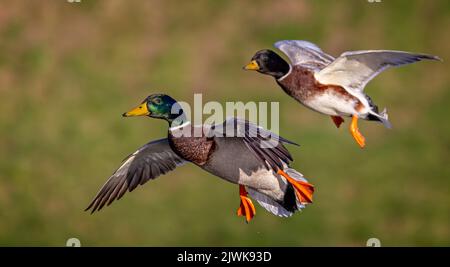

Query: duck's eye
[{"left": 153, "top": 99, "right": 161, "bottom": 104}]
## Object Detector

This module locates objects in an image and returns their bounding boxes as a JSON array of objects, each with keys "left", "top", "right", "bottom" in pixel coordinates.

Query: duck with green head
[{"left": 86, "top": 93, "right": 315, "bottom": 222}]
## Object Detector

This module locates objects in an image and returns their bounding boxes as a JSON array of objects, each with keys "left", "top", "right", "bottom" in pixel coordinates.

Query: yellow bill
[
  {"left": 244, "top": 60, "right": 260, "bottom": 70},
  {"left": 122, "top": 102, "right": 150, "bottom": 117}
]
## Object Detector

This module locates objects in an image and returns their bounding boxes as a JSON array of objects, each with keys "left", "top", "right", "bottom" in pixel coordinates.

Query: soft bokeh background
[{"left": 0, "top": 0, "right": 449, "bottom": 246}]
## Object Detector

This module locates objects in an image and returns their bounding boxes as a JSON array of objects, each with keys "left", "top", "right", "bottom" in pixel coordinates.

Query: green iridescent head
[{"left": 122, "top": 93, "right": 186, "bottom": 126}]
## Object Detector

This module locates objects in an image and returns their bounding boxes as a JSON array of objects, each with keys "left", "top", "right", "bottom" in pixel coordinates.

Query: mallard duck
[
  {"left": 244, "top": 40, "right": 441, "bottom": 148},
  {"left": 86, "top": 94, "right": 314, "bottom": 222}
]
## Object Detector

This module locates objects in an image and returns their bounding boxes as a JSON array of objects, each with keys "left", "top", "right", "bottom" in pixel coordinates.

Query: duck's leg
[
  {"left": 350, "top": 115, "right": 366, "bottom": 148},
  {"left": 331, "top": 116, "right": 344, "bottom": 128},
  {"left": 277, "top": 170, "right": 314, "bottom": 204},
  {"left": 237, "top": 185, "right": 256, "bottom": 223}
]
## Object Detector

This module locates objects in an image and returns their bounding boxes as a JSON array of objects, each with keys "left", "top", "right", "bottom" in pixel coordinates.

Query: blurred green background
[{"left": 0, "top": 0, "right": 449, "bottom": 246}]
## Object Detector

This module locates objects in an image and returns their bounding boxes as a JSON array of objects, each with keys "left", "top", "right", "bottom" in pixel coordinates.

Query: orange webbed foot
[
  {"left": 277, "top": 170, "right": 314, "bottom": 204},
  {"left": 331, "top": 116, "right": 344, "bottom": 128},
  {"left": 350, "top": 115, "right": 366, "bottom": 148},
  {"left": 237, "top": 185, "right": 256, "bottom": 223}
]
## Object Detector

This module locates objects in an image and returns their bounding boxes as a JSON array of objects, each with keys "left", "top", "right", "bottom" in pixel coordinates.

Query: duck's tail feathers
[
  {"left": 284, "top": 168, "right": 308, "bottom": 183},
  {"left": 369, "top": 108, "right": 392, "bottom": 129},
  {"left": 246, "top": 187, "right": 294, "bottom": 217},
  {"left": 284, "top": 168, "right": 313, "bottom": 210},
  {"left": 246, "top": 167, "right": 313, "bottom": 218}
]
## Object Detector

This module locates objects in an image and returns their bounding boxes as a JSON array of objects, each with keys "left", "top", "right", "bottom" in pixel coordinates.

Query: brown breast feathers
[
  {"left": 276, "top": 65, "right": 359, "bottom": 103},
  {"left": 168, "top": 125, "right": 215, "bottom": 166}
]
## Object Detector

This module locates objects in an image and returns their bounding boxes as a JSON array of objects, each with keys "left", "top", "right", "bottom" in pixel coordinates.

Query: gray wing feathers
[
  {"left": 274, "top": 40, "right": 335, "bottom": 70},
  {"left": 86, "top": 138, "right": 185, "bottom": 213},
  {"left": 213, "top": 118, "right": 298, "bottom": 172},
  {"left": 315, "top": 50, "right": 441, "bottom": 92}
]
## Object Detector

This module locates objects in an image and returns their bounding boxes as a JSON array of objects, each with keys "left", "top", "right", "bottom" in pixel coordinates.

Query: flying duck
[
  {"left": 244, "top": 40, "right": 441, "bottom": 148},
  {"left": 86, "top": 94, "right": 314, "bottom": 222}
]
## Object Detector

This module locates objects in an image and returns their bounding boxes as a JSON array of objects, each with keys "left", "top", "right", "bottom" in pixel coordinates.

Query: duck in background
[
  {"left": 86, "top": 93, "right": 314, "bottom": 223},
  {"left": 244, "top": 40, "right": 441, "bottom": 148}
]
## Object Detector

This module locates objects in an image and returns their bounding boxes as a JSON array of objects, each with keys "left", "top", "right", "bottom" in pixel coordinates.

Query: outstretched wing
[
  {"left": 274, "top": 40, "right": 335, "bottom": 71},
  {"left": 211, "top": 117, "right": 298, "bottom": 172},
  {"left": 315, "top": 50, "right": 441, "bottom": 93},
  {"left": 86, "top": 138, "right": 186, "bottom": 213}
]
